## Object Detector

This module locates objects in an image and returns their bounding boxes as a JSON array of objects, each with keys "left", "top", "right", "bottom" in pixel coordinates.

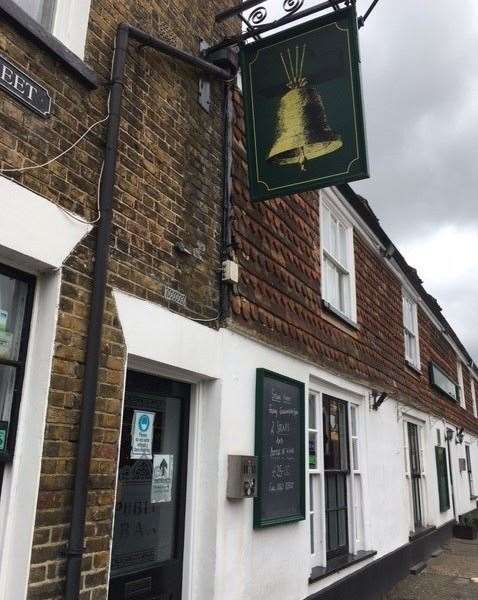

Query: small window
[
  {"left": 471, "top": 378, "right": 478, "bottom": 418},
  {"left": 0, "top": 264, "right": 35, "bottom": 462},
  {"left": 457, "top": 361, "right": 465, "bottom": 409},
  {"left": 402, "top": 293, "right": 420, "bottom": 369},
  {"left": 12, "top": 0, "right": 57, "bottom": 31},
  {"left": 320, "top": 198, "right": 356, "bottom": 321},
  {"left": 12, "top": 0, "right": 92, "bottom": 58}
]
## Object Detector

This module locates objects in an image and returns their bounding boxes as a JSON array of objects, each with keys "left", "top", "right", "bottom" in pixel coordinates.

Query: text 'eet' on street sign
[
  {"left": 0, "top": 53, "right": 51, "bottom": 117},
  {"left": 240, "top": 6, "right": 369, "bottom": 202}
]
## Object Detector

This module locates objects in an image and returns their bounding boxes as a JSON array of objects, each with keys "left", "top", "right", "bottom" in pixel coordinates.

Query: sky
[{"left": 244, "top": 0, "right": 478, "bottom": 361}]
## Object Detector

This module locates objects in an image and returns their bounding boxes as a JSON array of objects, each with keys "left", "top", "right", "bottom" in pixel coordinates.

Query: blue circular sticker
[{"left": 138, "top": 414, "right": 150, "bottom": 432}]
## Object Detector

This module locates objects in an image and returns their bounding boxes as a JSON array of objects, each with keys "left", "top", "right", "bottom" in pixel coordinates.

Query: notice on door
[
  {"left": 131, "top": 411, "right": 155, "bottom": 459},
  {"left": 151, "top": 454, "right": 174, "bottom": 503},
  {"left": 0, "top": 309, "right": 11, "bottom": 360}
]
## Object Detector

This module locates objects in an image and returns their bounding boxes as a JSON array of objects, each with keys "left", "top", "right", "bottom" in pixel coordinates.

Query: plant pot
[{"left": 453, "top": 524, "right": 478, "bottom": 540}]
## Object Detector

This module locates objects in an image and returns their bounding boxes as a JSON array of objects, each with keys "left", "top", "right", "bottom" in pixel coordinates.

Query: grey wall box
[{"left": 227, "top": 455, "right": 257, "bottom": 499}]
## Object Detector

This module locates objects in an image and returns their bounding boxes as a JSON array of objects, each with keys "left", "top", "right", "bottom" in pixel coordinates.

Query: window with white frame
[
  {"left": 12, "top": 0, "right": 92, "bottom": 58},
  {"left": 471, "top": 378, "right": 478, "bottom": 418},
  {"left": 465, "top": 444, "right": 476, "bottom": 499},
  {"left": 403, "top": 417, "right": 428, "bottom": 533},
  {"left": 402, "top": 293, "right": 420, "bottom": 369},
  {"left": 320, "top": 197, "right": 356, "bottom": 322},
  {"left": 457, "top": 361, "right": 465, "bottom": 409},
  {"left": 308, "top": 390, "right": 365, "bottom": 570}
]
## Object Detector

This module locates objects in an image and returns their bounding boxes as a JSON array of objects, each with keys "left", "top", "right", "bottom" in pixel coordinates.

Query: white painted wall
[{"left": 112, "top": 296, "right": 478, "bottom": 600}]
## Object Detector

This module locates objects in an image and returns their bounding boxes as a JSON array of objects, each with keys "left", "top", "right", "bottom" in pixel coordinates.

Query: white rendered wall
[{"left": 112, "top": 297, "right": 478, "bottom": 600}]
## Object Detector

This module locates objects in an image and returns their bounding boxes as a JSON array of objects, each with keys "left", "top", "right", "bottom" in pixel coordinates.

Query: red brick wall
[{"left": 230, "top": 89, "right": 478, "bottom": 436}]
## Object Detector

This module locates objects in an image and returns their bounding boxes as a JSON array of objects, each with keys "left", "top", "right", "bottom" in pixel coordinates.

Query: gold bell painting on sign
[
  {"left": 268, "top": 44, "right": 343, "bottom": 171},
  {"left": 240, "top": 6, "right": 369, "bottom": 202}
]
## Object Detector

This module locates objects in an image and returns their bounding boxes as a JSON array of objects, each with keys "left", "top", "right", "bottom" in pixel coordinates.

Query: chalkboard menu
[{"left": 254, "top": 369, "right": 305, "bottom": 528}]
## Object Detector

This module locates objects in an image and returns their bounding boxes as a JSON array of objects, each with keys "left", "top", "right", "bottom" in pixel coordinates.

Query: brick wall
[
  {"left": 230, "top": 88, "right": 478, "bottom": 436},
  {"left": 0, "top": 1, "right": 236, "bottom": 598}
]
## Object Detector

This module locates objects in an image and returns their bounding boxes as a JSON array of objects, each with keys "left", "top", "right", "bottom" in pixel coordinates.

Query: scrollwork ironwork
[
  {"left": 246, "top": 0, "right": 306, "bottom": 30},
  {"left": 248, "top": 6, "right": 268, "bottom": 26},
  {"left": 283, "top": 0, "right": 305, "bottom": 14}
]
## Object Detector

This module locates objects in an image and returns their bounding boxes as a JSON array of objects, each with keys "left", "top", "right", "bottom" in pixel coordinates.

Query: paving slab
[{"left": 383, "top": 536, "right": 478, "bottom": 600}]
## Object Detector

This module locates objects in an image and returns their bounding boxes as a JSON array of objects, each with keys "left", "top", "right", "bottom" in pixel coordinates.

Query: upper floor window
[
  {"left": 12, "top": 0, "right": 91, "bottom": 58},
  {"left": 457, "top": 361, "right": 465, "bottom": 409},
  {"left": 320, "top": 196, "right": 356, "bottom": 322},
  {"left": 14, "top": 0, "right": 56, "bottom": 30},
  {"left": 471, "top": 378, "right": 478, "bottom": 418},
  {"left": 402, "top": 293, "right": 420, "bottom": 369}
]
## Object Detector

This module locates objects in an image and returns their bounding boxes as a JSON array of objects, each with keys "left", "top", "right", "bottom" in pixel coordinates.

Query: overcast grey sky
[{"left": 246, "top": 0, "right": 478, "bottom": 361}]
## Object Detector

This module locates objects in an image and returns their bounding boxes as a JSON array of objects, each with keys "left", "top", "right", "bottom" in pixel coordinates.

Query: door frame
[
  {"left": 107, "top": 360, "right": 204, "bottom": 600},
  {"left": 108, "top": 371, "right": 191, "bottom": 599}
]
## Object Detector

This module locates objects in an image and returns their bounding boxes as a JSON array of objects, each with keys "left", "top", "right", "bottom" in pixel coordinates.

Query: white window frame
[
  {"left": 457, "top": 361, "right": 465, "bottom": 409},
  {"left": 471, "top": 377, "right": 478, "bottom": 418},
  {"left": 402, "top": 414, "right": 429, "bottom": 534},
  {"left": 320, "top": 192, "right": 357, "bottom": 323},
  {"left": 14, "top": 0, "right": 92, "bottom": 58},
  {"left": 308, "top": 387, "right": 365, "bottom": 570},
  {"left": 402, "top": 291, "right": 420, "bottom": 370}
]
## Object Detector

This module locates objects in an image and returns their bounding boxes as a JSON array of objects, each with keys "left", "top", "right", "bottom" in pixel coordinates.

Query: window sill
[
  {"left": 0, "top": 0, "right": 100, "bottom": 89},
  {"left": 405, "top": 360, "right": 422, "bottom": 377},
  {"left": 309, "top": 550, "right": 377, "bottom": 583},
  {"left": 409, "top": 525, "right": 436, "bottom": 542},
  {"left": 321, "top": 300, "right": 360, "bottom": 331}
]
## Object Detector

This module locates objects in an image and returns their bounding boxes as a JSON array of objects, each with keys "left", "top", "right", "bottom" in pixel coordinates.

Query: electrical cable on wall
[{"left": 0, "top": 115, "right": 108, "bottom": 225}]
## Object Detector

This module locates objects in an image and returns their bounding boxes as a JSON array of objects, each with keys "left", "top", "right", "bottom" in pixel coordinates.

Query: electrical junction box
[
  {"left": 227, "top": 455, "right": 257, "bottom": 499},
  {"left": 222, "top": 260, "right": 239, "bottom": 284},
  {"left": 459, "top": 458, "right": 467, "bottom": 473}
]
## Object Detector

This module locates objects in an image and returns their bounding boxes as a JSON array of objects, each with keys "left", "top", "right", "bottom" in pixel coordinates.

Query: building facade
[{"left": 0, "top": 2, "right": 476, "bottom": 600}]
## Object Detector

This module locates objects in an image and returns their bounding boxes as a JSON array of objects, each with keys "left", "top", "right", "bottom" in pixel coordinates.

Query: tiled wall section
[{"left": 230, "top": 88, "right": 478, "bottom": 436}]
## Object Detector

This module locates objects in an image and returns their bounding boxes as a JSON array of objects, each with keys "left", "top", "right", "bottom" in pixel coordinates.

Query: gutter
[{"left": 64, "top": 23, "right": 233, "bottom": 600}]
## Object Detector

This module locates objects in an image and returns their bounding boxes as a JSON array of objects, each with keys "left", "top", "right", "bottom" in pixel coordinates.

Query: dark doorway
[
  {"left": 108, "top": 371, "right": 190, "bottom": 600},
  {"left": 323, "top": 395, "right": 349, "bottom": 559},
  {"left": 407, "top": 422, "right": 423, "bottom": 531}
]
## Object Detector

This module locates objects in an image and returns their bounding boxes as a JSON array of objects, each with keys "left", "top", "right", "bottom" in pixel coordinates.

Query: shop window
[
  {"left": 12, "top": 0, "right": 92, "bottom": 58},
  {"left": 402, "top": 293, "right": 420, "bottom": 370},
  {"left": 320, "top": 197, "right": 356, "bottom": 322},
  {"left": 0, "top": 264, "right": 35, "bottom": 462}
]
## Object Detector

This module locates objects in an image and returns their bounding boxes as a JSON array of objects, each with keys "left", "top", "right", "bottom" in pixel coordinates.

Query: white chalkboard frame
[{"left": 254, "top": 368, "right": 306, "bottom": 528}]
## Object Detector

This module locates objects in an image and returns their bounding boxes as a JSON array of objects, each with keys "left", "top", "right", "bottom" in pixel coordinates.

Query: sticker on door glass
[
  {"left": 131, "top": 410, "right": 155, "bottom": 459},
  {"left": 0, "top": 310, "right": 7, "bottom": 331},
  {"left": 0, "top": 310, "right": 12, "bottom": 360},
  {"left": 151, "top": 454, "right": 174, "bottom": 503}
]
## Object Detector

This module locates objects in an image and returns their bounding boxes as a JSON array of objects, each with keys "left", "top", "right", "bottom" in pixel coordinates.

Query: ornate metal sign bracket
[{"left": 210, "top": 0, "right": 355, "bottom": 55}]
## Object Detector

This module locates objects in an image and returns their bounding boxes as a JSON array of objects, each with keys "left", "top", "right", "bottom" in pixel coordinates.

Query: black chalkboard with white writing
[{"left": 254, "top": 369, "right": 305, "bottom": 528}]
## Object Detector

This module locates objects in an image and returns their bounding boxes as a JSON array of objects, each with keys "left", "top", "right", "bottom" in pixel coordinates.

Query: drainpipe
[
  {"left": 64, "top": 23, "right": 232, "bottom": 600},
  {"left": 219, "top": 81, "right": 235, "bottom": 322}
]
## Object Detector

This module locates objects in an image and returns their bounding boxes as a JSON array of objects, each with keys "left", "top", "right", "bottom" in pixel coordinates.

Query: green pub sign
[{"left": 240, "top": 6, "right": 369, "bottom": 201}]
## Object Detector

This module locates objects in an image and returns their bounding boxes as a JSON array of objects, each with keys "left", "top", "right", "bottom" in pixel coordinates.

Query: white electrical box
[{"left": 222, "top": 260, "right": 239, "bottom": 284}]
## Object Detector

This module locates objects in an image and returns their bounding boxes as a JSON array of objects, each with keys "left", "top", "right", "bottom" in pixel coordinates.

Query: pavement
[{"left": 383, "top": 536, "right": 478, "bottom": 600}]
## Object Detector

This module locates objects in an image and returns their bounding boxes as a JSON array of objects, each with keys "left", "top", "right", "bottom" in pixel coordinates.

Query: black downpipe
[
  {"left": 65, "top": 23, "right": 231, "bottom": 600},
  {"left": 220, "top": 82, "right": 234, "bottom": 323}
]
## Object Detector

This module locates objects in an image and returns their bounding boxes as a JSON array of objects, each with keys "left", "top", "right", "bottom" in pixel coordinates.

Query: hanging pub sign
[
  {"left": 254, "top": 368, "right": 305, "bottom": 528},
  {"left": 240, "top": 6, "right": 368, "bottom": 202}
]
